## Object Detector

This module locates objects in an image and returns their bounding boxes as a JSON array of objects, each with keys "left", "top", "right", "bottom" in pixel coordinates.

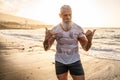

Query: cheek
[
  {"left": 64, "top": 17, "right": 71, "bottom": 20},
  {"left": 62, "top": 17, "right": 67, "bottom": 21}
]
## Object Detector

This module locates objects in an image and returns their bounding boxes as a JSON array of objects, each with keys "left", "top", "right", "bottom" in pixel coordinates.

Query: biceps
[{"left": 49, "top": 37, "right": 55, "bottom": 45}]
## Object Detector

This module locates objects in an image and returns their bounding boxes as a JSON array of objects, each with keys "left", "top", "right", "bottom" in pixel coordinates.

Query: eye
[
  {"left": 63, "top": 14, "right": 71, "bottom": 17},
  {"left": 63, "top": 14, "right": 68, "bottom": 17}
]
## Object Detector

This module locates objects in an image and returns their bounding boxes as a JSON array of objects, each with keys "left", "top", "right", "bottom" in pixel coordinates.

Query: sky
[{"left": 0, "top": 0, "right": 120, "bottom": 27}]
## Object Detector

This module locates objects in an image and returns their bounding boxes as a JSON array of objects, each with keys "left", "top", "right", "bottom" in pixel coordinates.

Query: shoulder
[
  {"left": 72, "top": 23, "right": 84, "bottom": 33},
  {"left": 52, "top": 23, "right": 61, "bottom": 31}
]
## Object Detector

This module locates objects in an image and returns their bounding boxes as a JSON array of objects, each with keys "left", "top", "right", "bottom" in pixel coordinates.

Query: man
[{"left": 43, "top": 5, "right": 96, "bottom": 80}]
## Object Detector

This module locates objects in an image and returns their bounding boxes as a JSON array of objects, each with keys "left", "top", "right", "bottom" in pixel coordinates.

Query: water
[{"left": 0, "top": 28, "right": 120, "bottom": 60}]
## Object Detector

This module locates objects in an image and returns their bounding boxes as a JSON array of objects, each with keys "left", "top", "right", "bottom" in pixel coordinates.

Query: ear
[{"left": 59, "top": 13, "right": 62, "bottom": 18}]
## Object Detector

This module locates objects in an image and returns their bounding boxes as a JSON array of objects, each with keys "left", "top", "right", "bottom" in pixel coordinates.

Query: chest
[{"left": 55, "top": 30, "right": 79, "bottom": 40}]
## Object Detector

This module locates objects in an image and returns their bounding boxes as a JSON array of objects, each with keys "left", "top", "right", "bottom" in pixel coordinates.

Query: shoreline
[{"left": 0, "top": 28, "right": 120, "bottom": 80}]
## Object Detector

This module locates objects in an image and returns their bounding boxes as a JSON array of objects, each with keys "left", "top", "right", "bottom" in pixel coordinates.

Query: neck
[{"left": 60, "top": 21, "right": 73, "bottom": 31}]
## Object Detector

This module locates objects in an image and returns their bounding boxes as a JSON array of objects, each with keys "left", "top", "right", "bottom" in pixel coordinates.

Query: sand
[{"left": 0, "top": 28, "right": 120, "bottom": 80}]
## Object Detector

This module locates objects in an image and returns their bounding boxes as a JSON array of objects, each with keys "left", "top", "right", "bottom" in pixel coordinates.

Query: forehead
[{"left": 61, "top": 9, "right": 72, "bottom": 14}]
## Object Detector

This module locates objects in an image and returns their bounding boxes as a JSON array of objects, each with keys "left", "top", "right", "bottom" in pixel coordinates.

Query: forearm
[
  {"left": 80, "top": 29, "right": 95, "bottom": 51},
  {"left": 43, "top": 39, "right": 49, "bottom": 51},
  {"left": 83, "top": 41, "right": 92, "bottom": 51},
  {"left": 78, "top": 36, "right": 92, "bottom": 51},
  {"left": 84, "top": 33, "right": 93, "bottom": 51},
  {"left": 43, "top": 37, "right": 54, "bottom": 51},
  {"left": 43, "top": 28, "right": 57, "bottom": 51}
]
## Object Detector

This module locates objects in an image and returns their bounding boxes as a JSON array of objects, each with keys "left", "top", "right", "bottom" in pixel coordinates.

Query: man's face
[{"left": 59, "top": 9, "right": 72, "bottom": 23}]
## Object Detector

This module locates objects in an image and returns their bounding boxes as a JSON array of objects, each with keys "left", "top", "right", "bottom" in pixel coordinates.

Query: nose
[{"left": 66, "top": 15, "right": 71, "bottom": 19}]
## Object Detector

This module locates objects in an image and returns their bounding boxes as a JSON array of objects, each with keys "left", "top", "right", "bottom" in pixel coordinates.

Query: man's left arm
[{"left": 78, "top": 29, "right": 96, "bottom": 51}]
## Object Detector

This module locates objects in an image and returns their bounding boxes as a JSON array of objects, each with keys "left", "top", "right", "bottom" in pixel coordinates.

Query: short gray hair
[{"left": 60, "top": 5, "right": 72, "bottom": 13}]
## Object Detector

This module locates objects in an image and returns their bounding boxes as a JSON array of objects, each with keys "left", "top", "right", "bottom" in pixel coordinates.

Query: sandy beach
[{"left": 0, "top": 28, "right": 120, "bottom": 80}]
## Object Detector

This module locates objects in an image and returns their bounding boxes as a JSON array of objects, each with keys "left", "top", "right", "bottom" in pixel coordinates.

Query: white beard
[{"left": 61, "top": 21, "right": 73, "bottom": 31}]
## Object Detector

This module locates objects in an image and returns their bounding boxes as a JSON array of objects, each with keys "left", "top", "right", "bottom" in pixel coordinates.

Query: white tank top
[{"left": 52, "top": 22, "right": 85, "bottom": 64}]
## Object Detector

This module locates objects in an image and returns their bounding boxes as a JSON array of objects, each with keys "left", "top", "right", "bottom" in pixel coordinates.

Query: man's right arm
[
  {"left": 43, "top": 37, "right": 55, "bottom": 51},
  {"left": 43, "top": 28, "right": 55, "bottom": 51}
]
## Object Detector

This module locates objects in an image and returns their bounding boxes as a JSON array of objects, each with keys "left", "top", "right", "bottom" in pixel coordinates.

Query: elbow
[
  {"left": 85, "top": 49, "right": 89, "bottom": 51},
  {"left": 43, "top": 40, "right": 50, "bottom": 51},
  {"left": 83, "top": 42, "right": 92, "bottom": 51},
  {"left": 43, "top": 44, "right": 50, "bottom": 51},
  {"left": 83, "top": 48, "right": 89, "bottom": 51}
]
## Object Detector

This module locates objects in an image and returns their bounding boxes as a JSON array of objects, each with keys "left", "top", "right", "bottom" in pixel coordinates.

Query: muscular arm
[
  {"left": 78, "top": 36, "right": 91, "bottom": 51},
  {"left": 43, "top": 37, "right": 55, "bottom": 51},
  {"left": 43, "top": 27, "right": 56, "bottom": 51},
  {"left": 78, "top": 29, "right": 96, "bottom": 51}
]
